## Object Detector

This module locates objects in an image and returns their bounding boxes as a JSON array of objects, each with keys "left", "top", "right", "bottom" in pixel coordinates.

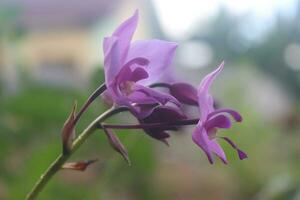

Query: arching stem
[{"left": 26, "top": 106, "right": 128, "bottom": 200}]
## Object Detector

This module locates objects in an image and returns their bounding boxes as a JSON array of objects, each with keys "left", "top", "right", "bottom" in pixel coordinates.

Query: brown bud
[
  {"left": 61, "top": 102, "right": 77, "bottom": 154},
  {"left": 103, "top": 128, "right": 130, "bottom": 165},
  {"left": 62, "top": 159, "right": 98, "bottom": 171}
]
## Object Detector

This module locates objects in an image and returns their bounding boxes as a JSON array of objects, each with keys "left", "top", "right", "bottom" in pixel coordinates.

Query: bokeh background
[{"left": 1, "top": 0, "right": 300, "bottom": 199}]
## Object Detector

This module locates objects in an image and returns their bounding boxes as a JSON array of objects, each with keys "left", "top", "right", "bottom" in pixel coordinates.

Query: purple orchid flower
[
  {"left": 192, "top": 62, "right": 247, "bottom": 164},
  {"left": 102, "top": 10, "right": 180, "bottom": 117}
]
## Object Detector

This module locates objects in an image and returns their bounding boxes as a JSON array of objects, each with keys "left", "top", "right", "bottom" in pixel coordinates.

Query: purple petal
[
  {"left": 205, "top": 114, "right": 231, "bottom": 131},
  {"left": 131, "top": 67, "right": 149, "bottom": 82},
  {"left": 169, "top": 83, "right": 198, "bottom": 106},
  {"left": 208, "top": 108, "right": 243, "bottom": 122},
  {"left": 133, "top": 84, "right": 181, "bottom": 106},
  {"left": 139, "top": 105, "right": 185, "bottom": 144},
  {"left": 124, "top": 57, "right": 149, "bottom": 70},
  {"left": 127, "top": 91, "right": 157, "bottom": 105},
  {"left": 192, "top": 121, "right": 228, "bottom": 164},
  {"left": 142, "top": 129, "right": 170, "bottom": 141},
  {"left": 143, "top": 106, "right": 186, "bottom": 123},
  {"left": 103, "top": 37, "right": 121, "bottom": 86},
  {"left": 133, "top": 103, "right": 159, "bottom": 119},
  {"left": 221, "top": 137, "right": 247, "bottom": 160},
  {"left": 112, "top": 10, "right": 138, "bottom": 63},
  {"left": 115, "top": 61, "right": 132, "bottom": 84},
  {"left": 116, "top": 57, "right": 149, "bottom": 84},
  {"left": 126, "top": 39, "right": 178, "bottom": 85},
  {"left": 209, "top": 139, "right": 228, "bottom": 164},
  {"left": 199, "top": 61, "right": 224, "bottom": 92},
  {"left": 192, "top": 122, "right": 214, "bottom": 164},
  {"left": 198, "top": 62, "right": 224, "bottom": 119}
]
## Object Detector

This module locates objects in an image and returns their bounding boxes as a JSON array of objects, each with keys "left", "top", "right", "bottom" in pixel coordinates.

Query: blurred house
[{"left": 0, "top": 0, "right": 157, "bottom": 89}]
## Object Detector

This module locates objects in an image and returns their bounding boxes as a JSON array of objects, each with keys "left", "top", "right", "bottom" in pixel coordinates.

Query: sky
[{"left": 152, "top": 0, "right": 298, "bottom": 39}]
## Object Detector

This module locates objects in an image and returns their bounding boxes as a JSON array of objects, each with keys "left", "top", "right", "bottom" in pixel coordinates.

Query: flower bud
[
  {"left": 62, "top": 159, "right": 98, "bottom": 171},
  {"left": 104, "top": 128, "right": 130, "bottom": 165},
  {"left": 61, "top": 102, "right": 77, "bottom": 154}
]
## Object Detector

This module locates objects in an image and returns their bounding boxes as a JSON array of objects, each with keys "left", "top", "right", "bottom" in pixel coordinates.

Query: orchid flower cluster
[
  {"left": 100, "top": 10, "right": 247, "bottom": 164},
  {"left": 26, "top": 10, "right": 247, "bottom": 200}
]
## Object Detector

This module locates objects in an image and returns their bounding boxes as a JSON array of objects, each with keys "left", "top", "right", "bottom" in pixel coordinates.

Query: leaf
[
  {"left": 61, "top": 102, "right": 77, "bottom": 154},
  {"left": 103, "top": 128, "right": 131, "bottom": 165},
  {"left": 62, "top": 159, "right": 98, "bottom": 171}
]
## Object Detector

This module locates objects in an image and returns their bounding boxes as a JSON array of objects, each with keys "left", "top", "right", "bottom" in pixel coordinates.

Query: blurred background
[{"left": 1, "top": 0, "right": 300, "bottom": 199}]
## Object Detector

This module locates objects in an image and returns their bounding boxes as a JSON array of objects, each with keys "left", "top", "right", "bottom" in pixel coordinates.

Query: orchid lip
[{"left": 207, "top": 108, "right": 243, "bottom": 122}]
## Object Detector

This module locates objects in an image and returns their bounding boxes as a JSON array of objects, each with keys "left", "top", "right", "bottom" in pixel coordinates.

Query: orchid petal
[
  {"left": 208, "top": 108, "right": 242, "bottom": 122},
  {"left": 143, "top": 129, "right": 170, "bottom": 140},
  {"left": 139, "top": 106, "right": 185, "bottom": 144},
  {"left": 127, "top": 91, "right": 157, "bottom": 105},
  {"left": 169, "top": 83, "right": 198, "bottom": 106},
  {"left": 198, "top": 61, "right": 224, "bottom": 119},
  {"left": 116, "top": 62, "right": 132, "bottom": 84},
  {"left": 192, "top": 122, "right": 214, "bottom": 164},
  {"left": 131, "top": 67, "right": 149, "bottom": 82},
  {"left": 142, "top": 106, "right": 186, "bottom": 123},
  {"left": 112, "top": 10, "right": 138, "bottom": 63},
  {"left": 209, "top": 139, "right": 228, "bottom": 164},
  {"left": 205, "top": 114, "right": 231, "bottom": 131},
  {"left": 133, "top": 84, "right": 181, "bottom": 106},
  {"left": 103, "top": 37, "right": 121, "bottom": 86},
  {"left": 133, "top": 103, "right": 159, "bottom": 119},
  {"left": 123, "top": 57, "right": 149, "bottom": 70},
  {"left": 192, "top": 122, "right": 228, "bottom": 164},
  {"left": 126, "top": 39, "right": 178, "bottom": 84},
  {"left": 116, "top": 57, "right": 149, "bottom": 84}
]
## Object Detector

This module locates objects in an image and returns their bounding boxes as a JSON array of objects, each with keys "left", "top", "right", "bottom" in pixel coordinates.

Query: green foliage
[{"left": 0, "top": 82, "right": 158, "bottom": 199}]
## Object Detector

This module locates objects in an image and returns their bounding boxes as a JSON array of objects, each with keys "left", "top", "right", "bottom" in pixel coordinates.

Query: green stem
[
  {"left": 74, "top": 84, "right": 107, "bottom": 125},
  {"left": 26, "top": 106, "right": 128, "bottom": 200}
]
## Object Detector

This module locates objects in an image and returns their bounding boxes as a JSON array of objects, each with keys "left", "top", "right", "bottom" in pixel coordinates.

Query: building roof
[{"left": 1, "top": 0, "right": 120, "bottom": 30}]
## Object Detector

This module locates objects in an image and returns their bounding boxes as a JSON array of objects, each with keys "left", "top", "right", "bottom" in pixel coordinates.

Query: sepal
[
  {"left": 61, "top": 102, "right": 77, "bottom": 154},
  {"left": 104, "top": 128, "right": 131, "bottom": 165},
  {"left": 62, "top": 159, "right": 98, "bottom": 171}
]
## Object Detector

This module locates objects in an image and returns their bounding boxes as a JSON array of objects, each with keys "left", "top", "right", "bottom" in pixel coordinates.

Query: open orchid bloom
[
  {"left": 103, "top": 10, "right": 179, "bottom": 117},
  {"left": 192, "top": 62, "right": 247, "bottom": 164}
]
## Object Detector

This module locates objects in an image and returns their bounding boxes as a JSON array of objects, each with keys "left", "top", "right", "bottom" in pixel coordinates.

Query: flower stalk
[
  {"left": 74, "top": 83, "right": 107, "bottom": 124},
  {"left": 100, "top": 118, "right": 199, "bottom": 130},
  {"left": 26, "top": 106, "right": 127, "bottom": 200}
]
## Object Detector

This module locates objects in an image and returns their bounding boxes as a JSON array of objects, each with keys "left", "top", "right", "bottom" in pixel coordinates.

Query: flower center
[
  {"left": 120, "top": 81, "right": 135, "bottom": 96},
  {"left": 207, "top": 128, "right": 217, "bottom": 139}
]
